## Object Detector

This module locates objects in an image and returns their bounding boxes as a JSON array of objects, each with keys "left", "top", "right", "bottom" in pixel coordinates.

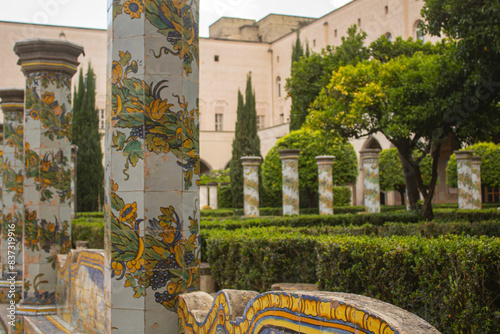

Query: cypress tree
[
  {"left": 72, "top": 64, "right": 104, "bottom": 212},
  {"left": 229, "top": 73, "right": 261, "bottom": 208},
  {"left": 291, "top": 31, "right": 305, "bottom": 64}
]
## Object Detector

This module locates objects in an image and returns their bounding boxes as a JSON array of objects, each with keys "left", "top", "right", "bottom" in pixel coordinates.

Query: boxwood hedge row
[{"left": 205, "top": 228, "right": 500, "bottom": 334}]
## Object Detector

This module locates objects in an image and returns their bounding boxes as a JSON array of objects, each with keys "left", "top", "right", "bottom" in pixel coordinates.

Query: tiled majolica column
[
  {"left": 360, "top": 149, "right": 381, "bottom": 213},
  {"left": 316, "top": 156, "right": 335, "bottom": 215},
  {"left": 0, "top": 126, "right": 4, "bottom": 276},
  {"left": 241, "top": 157, "right": 262, "bottom": 217},
  {"left": 455, "top": 150, "right": 474, "bottom": 209},
  {"left": 15, "top": 39, "right": 83, "bottom": 312},
  {"left": 106, "top": 0, "right": 200, "bottom": 332},
  {"left": 0, "top": 89, "right": 24, "bottom": 283},
  {"left": 279, "top": 149, "right": 300, "bottom": 216},
  {"left": 471, "top": 156, "right": 482, "bottom": 210}
]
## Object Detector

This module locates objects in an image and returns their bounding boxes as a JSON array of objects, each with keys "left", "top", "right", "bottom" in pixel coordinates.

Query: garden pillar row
[
  {"left": 241, "top": 157, "right": 262, "bottom": 217},
  {"left": 360, "top": 149, "right": 381, "bottom": 213},
  {"left": 471, "top": 156, "right": 482, "bottom": 210},
  {"left": 105, "top": 1, "right": 200, "bottom": 333},
  {"left": 15, "top": 39, "right": 83, "bottom": 313},
  {"left": 0, "top": 89, "right": 24, "bottom": 284},
  {"left": 279, "top": 149, "right": 300, "bottom": 216},
  {"left": 316, "top": 156, "right": 335, "bottom": 215},
  {"left": 455, "top": 150, "right": 474, "bottom": 209}
]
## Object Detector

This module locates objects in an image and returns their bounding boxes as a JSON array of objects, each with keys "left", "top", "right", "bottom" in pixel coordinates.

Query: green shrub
[
  {"left": 206, "top": 228, "right": 317, "bottom": 291},
  {"left": 316, "top": 235, "right": 500, "bottom": 334},
  {"left": 218, "top": 185, "right": 232, "bottom": 209},
  {"left": 434, "top": 209, "right": 500, "bottom": 222},
  {"left": 72, "top": 218, "right": 104, "bottom": 249}
]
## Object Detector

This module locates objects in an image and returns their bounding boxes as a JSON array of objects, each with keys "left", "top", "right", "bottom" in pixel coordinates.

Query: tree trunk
[
  {"left": 422, "top": 143, "right": 442, "bottom": 220},
  {"left": 398, "top": 188, "right": 406, "bottom": 206},
  {"left": 397, "top": 149, "right": 421, "bottom": 211}
]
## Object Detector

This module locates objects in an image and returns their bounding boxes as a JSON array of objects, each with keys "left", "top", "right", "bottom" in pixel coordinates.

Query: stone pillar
[
  {"left": 0, "top": 125, "right": 3, "bottom": 276},
  {"left": 360, "top": 149, "right": 381, "bottom": 213},
  {"left": 455, "top": 150, "right": 474, "bottom": 209},
  {"left": 279, "top": 149, "right": 300, "bottom": 216},
  {"left": 207, "top": 183, "right": 218, "bottom": 210},
  {"left": 105, "top": 1, "right": 200, "bottom": 332},
  {"left": 0, "top": 89, "right": 24, "bottom": 285},
  {"left": 471, "top": 156, "right": 482, "bottom": 210},
  {"left": 14, "top": 39, "right": 83, "bottom": 313},
  {"left": 241, "top": 157, "right": 262, "bottom": 217},
  {"left": 316, "top": 156, "right": 335, "bottom": 215},
  {"left": 199, "top": 185, "right": 208, "bottom": 209}
]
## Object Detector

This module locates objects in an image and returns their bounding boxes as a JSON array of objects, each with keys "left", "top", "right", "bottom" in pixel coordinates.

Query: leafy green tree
[
  {"left": 287, "top": 25, "right": 370, "bottom": 132},
  {"left": 261, "top": 128, "right": 358, "bottom": 208},
  {"left": 308, "top": 48, "right": 463, "bottom": 219},
  {"left": 200, "top": 169, "right": 230, "bottom": 185},
  {"left": 72, "top": 64, "right": 104, "bottom": 212},
  {"left": 229, "top": 73, "right": 261, "bottom": 208},
  {"left": 446, "top": 142, "right": 500, "bottom": 188},
  {"left": 380, "top": 148, "right": 433, "bottom": 204}
]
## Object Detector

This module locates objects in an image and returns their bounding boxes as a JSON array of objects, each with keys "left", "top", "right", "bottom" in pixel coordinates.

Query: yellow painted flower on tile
[
  {"left": 126, "top": 259, "right": 144, "bottom": 273},
  {"left": 119, "top": 202, "right": 137, "bottom": 223},
  {"left": 30, "top": 110, "right": 40, "bottom": 120},
  {"left": 146, "top": 98, "right": 173, "bottom": 121},
  {"left": 47, "top": 222, "right": 56, "bottom": 233},
  {"left": 42, "top": 92, "right": 55, "bottom": 104},
  {"left": 124, "top": 0, "right": 144, "bottom": 19}
]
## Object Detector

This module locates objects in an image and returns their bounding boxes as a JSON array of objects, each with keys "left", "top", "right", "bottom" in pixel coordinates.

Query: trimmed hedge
[
  {"left": 72, "top": 218, "right": 104, "bottom": 249},
  {"left": 316, "top": 235, "right": 500, "bottom": 334},
  {"left": 201, "top": 212, "right": 422, "bottom": 230},
  {"left": 205, "top": 228, "right": 500, "bottom": 334}
]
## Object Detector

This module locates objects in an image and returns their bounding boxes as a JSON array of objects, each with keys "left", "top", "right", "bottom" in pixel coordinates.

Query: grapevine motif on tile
[
  {"left": 107, "top": 181, "right": 200, "bottom": 310},
  {"left": 111, "top": 50, "right": 200, "bottom": 188},
  {"left": 363, "top": 158, "right": 380, "bottom": 213}
]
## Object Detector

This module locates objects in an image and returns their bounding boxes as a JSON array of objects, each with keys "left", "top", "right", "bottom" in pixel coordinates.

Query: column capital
[
  {"left": 279, "top": 149, "right": 301, "bottom": 160},
  {"left": 0, "top": 88, "right": 24, "bottom": 112},
  {"left": 360, "top": 149, "right": 381, "bottom": 160},
  {"left": 14, "top": 38, "right": 84, "bottom": 76},
  {"left": 316, "top": 155, "right": 335, "bottom": 165},
  {"left": 454, "top": 150, "right": 474, "bottom": 160},
  {"left": 241, "top": 156, "right": 262, "bottom": 166}
]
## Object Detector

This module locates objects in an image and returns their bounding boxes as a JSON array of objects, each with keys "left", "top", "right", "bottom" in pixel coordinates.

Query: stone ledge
[{"left": 24, "top": 315, "right": 80, "bottom": 334}]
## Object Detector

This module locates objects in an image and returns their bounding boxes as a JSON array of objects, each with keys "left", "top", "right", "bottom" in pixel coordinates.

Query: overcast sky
[{"left": 0, "top": 0, "right": 353, "bottom": 37}]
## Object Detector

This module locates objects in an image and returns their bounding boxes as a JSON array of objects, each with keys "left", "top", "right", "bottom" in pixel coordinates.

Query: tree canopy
[
  {"left": 287, "top": 25, "right": 370, "bottom": 132},
  {"left": 229, "top": 73, "right": 261, "bottom": 208},
  {"left": 72, "top": 64, "right": 104, "bottom": 212},
  {"left": 261, "top": 128, "right": 358, "bottom": 208}
]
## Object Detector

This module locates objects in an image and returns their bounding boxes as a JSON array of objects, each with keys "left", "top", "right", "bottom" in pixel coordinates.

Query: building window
[
  {"left": 358, "top": 18, "right": 361, "bottom": 27},
  {"left": 313, "top": 39, "right": 316, "bottom": 47},
  {"left": 385, "top": 32, "right": 393, "bottom": 42},
  {"left": 334, "top": 29, "right": 337, "bottom": 37},
  {"left": 277, "top": 56, "right": 280, "bottom": 63},
  {"left": 257, "top": 115, "right": 265, "bottom": 130},
  {"left": 277, "top": 76, "right": 282, "bottom": 98},
  {"left": 99, "top": 109, "right": 105, "bottom": 129},
  {"left": 214, "top": 55, "right": 219, "bottom": 62},
  {"left": 415, "top": 20, "right": 425, "bottom": 42},
  {"left": 215, "top": 113, "right": 223, "bottom": 131},
  {"left": 279, "top": 113, "right": 284, "bottom": 124},
  {"left": 385, "top": 5, "right": 389, "bottom": 14}
]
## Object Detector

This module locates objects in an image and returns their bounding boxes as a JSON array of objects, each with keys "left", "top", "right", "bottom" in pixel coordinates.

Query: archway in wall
[
  {"left": 200, "top": 159, "right": 212, "bottom": 175},
  {"left": 362, "top": 135, "right": 382, "bottom": 151}
]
